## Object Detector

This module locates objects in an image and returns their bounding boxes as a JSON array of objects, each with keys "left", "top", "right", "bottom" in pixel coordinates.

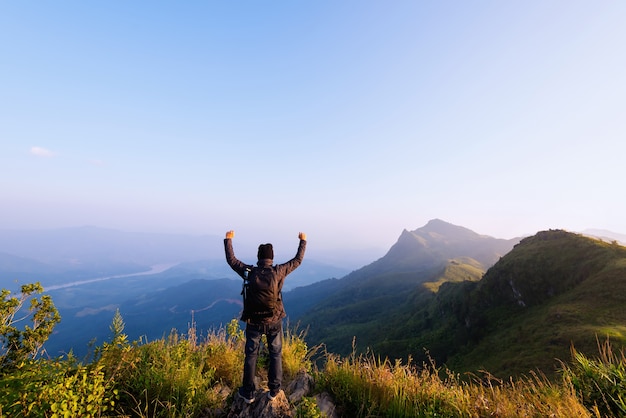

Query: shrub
[
  {"left": 0, "top": 359, "right": 116, "bottom": 417},
  {"left": 295, "top": 396, "right": 325, "bottom": 418},
  {"left": 0, "top": 282, "right": 60, "bottom": 369}
]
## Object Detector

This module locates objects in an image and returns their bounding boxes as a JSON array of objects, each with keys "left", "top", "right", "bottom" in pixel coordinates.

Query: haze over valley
[{"left": 3, "top": 219, "right": 626, "bottom": 379}]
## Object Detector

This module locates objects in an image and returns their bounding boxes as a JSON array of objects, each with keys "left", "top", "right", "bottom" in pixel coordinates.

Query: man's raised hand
[
  {"left": 299, "top": 232, "right": 307, "bottom": 241},
  {"left": 225, "top": 230, "right": 235, "bottom": 239}
]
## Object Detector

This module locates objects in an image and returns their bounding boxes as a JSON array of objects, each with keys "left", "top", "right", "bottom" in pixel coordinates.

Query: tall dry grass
[
  {"left": 317, "top": 346, "right": 594, "bottom": 417},
  {"left": 3, "top": 311, "right": 625, "bottom": 418}
]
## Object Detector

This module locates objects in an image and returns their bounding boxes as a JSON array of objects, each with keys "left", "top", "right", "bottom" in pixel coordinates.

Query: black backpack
[{"left": 241, "top": 266, "right": 281, "bottom": 321}]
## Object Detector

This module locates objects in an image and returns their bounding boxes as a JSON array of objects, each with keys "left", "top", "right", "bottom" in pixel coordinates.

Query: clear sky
[{"left": 2, "top": 1, "right": 626, "bottom": 257}]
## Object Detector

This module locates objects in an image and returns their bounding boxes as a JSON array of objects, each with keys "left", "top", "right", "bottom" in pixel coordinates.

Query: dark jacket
[{"left": 224, "top": 238, "right": 306, "bottom": 324}]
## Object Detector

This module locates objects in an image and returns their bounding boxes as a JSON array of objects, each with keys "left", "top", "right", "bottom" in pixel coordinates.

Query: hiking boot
[
  {"left": 238, "top": 389, "right": 255, "bottom": 404},
  {"left": 267, "top": 389, "right": 281, "bottom": 400}
]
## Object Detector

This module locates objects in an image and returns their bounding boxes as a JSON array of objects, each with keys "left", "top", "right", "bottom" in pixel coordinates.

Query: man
[{"left": 224, "top": 230, "right": 307, "bottom": 404}]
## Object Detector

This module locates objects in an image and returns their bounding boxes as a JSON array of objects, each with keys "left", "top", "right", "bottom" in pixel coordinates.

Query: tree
[{"left": 0, "top": 282, "right": 60, "bottom": 369}]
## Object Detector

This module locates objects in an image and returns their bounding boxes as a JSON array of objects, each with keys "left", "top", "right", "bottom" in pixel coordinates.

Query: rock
[
  {"left": 219, "top": 386, "right": 232, "bottom": 399},
  {"left": 286, "top": 370, "right": 315, "bottom": 403},
  {"left": 315, "top": 392, "right": 339, "bottom": 418},
  {"left": 207, "top": 372, "right": 337, "bottom": 418},
  {"left": 227, "top": 390, "right": 293, "bottom": 418}
]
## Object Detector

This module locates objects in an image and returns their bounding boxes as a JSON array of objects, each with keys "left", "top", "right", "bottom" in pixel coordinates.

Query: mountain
[
  {"left": 346, "top": 218, "right": 515, "bottom": 277},
  {"left": 438, "top": 229, "right": 626, "bottom": 377},
  {"left": 309, "top": 228, "right": 626, "bottom": 379},
  {"left": 26, "top": 220, "right": 626, "bottom": 379},
  {"left": 288, "top": 219, "right": 519, "bottom": 356}
]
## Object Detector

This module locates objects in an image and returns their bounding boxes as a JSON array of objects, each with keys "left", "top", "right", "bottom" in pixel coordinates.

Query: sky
[{"left": 2, "top": 1, "right": 626, "bottom": 259}]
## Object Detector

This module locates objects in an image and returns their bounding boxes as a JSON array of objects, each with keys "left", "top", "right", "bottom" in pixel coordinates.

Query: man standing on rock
[{"left": 224, "top": 230, "right": 307, "bottom": 404}]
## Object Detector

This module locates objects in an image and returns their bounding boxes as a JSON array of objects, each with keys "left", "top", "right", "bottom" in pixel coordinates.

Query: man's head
[{"left": 257, "top": 243, "right": 274, "bottom": 260}]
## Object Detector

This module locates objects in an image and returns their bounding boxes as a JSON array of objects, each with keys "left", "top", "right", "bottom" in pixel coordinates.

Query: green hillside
[
  {"left": 445, "top": 230, "right": 626, "bottom": 377},
  {"left": 353, "top": 229, "right": 626, "bottom": 378},
  {"left": 298, "top": 220, "right": 516, "bottom": 358}
]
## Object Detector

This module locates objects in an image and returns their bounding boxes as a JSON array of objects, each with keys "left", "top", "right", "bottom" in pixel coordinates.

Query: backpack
[{"left": 241, "top": 266, "right": 281, "bottom": 321}]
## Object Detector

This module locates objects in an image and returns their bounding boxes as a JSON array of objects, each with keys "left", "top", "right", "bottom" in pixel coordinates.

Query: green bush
[
  {"left": 295, "top": 396, "right": 325, "bottom": 418},
  {"left": 0, "top": 359, "right": 116, "bottom": 417}
]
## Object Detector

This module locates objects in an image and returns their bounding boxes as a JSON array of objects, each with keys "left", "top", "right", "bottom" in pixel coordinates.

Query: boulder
[
  {"left": 286, "top": 370, "right": 315, "bottom": 403},
  {"left": 227, "top": 390, "right": 292, "bottom": 418},
  {"left": 315, "top": 392, "right": 339, "bottom": 418},
  {"left": 207, "top": 371, "right": 339, "bottom": 418}
]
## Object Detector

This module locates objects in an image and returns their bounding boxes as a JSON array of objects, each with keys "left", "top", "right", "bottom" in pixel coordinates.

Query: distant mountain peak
[
  {"left": 416, "top": 219, "right": 484, "bottom": 240},
  {"left": 424, "top": 218, "right": 451, "bottom": 228},
  {"left": 352, "top": 220, "right": 519, "bottom": 279}
]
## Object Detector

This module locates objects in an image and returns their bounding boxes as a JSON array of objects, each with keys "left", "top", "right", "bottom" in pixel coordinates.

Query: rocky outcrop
[
  {"left": 227, "top": 390, "right": 292, "bottom": 418},
  {"left": 286, "top": 370, "right": 314, "bottom": 403},
  {"left": 219, "top": 371, "right": 338, "bottom": 418},
  {"left": 315, "top": 391, "right": 339, "bottom": 418}
]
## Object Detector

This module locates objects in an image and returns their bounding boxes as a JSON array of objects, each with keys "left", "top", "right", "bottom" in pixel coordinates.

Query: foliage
[
  {"left": 93, "top": 315, "right": 317, "bottom": 417},
  {"left": 0, "top": 282, "right": 61, "bottom": 369},
  {"left": 562, "top": 337, "right": 626, "bottom": 417},
  {"left": 294, "top": 396, "right": 325, "bottom": 418},
  {"left": 282, "top": 323, "right": 320, "bottom": 381},
  {"left": 95, "top": 317, "right": 230, "bottom": 418},
  {"left": 0, "top": 359, "right": 117, "bottom": 417},
  {"left": 3, "top": 272, "right": 626, "bottom": 417},
  {"left": 1, "top": 324, "right": 615, "bottom": 418}
]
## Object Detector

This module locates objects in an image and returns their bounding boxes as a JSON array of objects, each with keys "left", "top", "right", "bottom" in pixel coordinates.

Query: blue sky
[{"left": 2, "top": 1, "right": 626, "bottom": 258}]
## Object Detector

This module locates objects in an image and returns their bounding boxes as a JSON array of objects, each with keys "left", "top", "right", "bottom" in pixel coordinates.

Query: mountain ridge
[
  {"left": 288, "top": 219, "right": 520, "bottom": 357},
  {"left": 6, "top": 220, "right": 625, "bottom": 379},
  {"left": 284, "top": 223, "right": 626, "bottom": 378},
  {"left": 442, "top": 229, "right": 626, "bottom": 376}
]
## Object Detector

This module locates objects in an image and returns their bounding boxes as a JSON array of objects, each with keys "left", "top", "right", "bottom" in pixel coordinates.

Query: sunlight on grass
[
  {"left": 2, "top": 310, "right": 625, "bottom": 417},
  {"left": 317, "top": 349, "right": 594, "bottom": 417},
  {"left": 595, "top": 326, "right": 626, "bottom": 340}
]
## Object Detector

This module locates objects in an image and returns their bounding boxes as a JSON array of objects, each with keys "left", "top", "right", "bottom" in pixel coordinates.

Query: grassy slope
[
  {"left": 305, "top": 259, "right": 485, "bottom": 360},
  {"left": 321, "top": 230, "right": 626, "bottom": 380},
  {"left": 435, "top": 230, "right": 626, "bottom": 378}
]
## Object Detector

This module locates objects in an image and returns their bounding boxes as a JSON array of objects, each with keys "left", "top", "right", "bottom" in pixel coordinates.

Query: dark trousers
[{"left": 240, "top": 320, "right": 283, "bottom": 397}]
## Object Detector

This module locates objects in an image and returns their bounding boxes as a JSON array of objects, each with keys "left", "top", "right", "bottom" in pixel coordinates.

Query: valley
[
  {"left": 44, "top": 263, "right": 177, "bottom": 292},
  {"left": 2, "top": 220, "right": 626, "bottom": 379}
]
